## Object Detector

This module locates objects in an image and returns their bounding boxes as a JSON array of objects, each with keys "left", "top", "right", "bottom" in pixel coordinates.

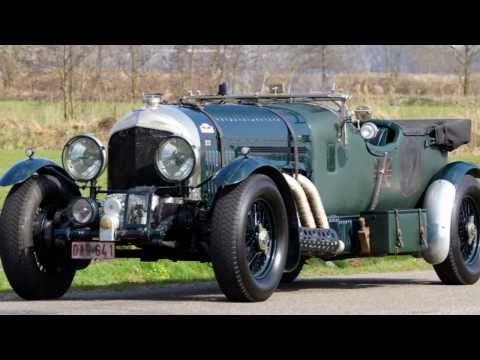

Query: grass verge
[{"left": 0, "top": 256, "right": 431, "bottom": 294}]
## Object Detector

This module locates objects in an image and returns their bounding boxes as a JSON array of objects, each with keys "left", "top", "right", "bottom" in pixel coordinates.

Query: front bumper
[{"left": 54, "top": 187, "right": 196, "bottom": 250}]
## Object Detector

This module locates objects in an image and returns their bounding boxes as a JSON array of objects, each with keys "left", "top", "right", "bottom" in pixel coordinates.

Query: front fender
[
  {"left": 213, "top": 156, "right": 281, "bottom": 188},
  {"left": 0, "top": 158, "right": 78, "bottom": 191},
  {"left": 422, "top": 161, "right": 480, "bottom": 265}
]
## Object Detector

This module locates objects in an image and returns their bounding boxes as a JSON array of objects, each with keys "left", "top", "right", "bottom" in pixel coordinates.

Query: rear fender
[
  {"left": 422, "top": 161, "right": 480, "bottom": 264},
  {"left": 0, "top": 158, "right": 80, "bottom": 196},
  {"left": 212, "top": 156, "right": 301, "bottom": 271}
]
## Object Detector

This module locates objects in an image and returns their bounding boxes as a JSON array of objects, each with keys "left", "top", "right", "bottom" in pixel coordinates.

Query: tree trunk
[
  {"left": 62, "top": 46, "right": 68, "bottom": 121},
  {"left": 463, "top": 46, "right": 471, "bottom": 96},
  {"left": 464, "top": 63, "right": 470, "bottom": 96},
  {"left": 320, "top": 46, "right": 328, "bottom": 87},
  {"left": 68, "top": 46, "right": 75, "bottom": 120},
  {"left": 187, "top": 45, "right": 195, "bottom": 91},
  {"left": 129, "top": 46, "right": 138, "bottom": 101}
]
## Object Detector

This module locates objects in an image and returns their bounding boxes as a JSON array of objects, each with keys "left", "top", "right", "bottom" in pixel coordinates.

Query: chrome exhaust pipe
[
  {"left": 283, "top": 173, "right": 316, "bottom": 228},
  {"left": 296, "top": 174, "right": 330, "bottom": 229}
]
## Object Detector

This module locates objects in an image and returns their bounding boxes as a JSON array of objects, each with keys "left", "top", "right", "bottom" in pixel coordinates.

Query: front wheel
[
  {"left": 281, "top": 258, "right": 306, "bottom": 284},
  {"left": 434, "top": 175, "right": 480, "bottom": 285},
  {"left": 0, "top": 175, "right": 76, "bottom": 300},
  {"left": 210, "top": 174, "right": 289, "bottom": 302}
]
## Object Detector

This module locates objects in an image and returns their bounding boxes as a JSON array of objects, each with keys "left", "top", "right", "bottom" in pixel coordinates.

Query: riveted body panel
[{"left": 266, "top": 103, "right": 449, "bottom": 215}]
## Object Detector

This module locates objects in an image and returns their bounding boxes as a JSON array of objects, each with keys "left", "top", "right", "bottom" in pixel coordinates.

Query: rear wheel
[
  {"left": 0, "top": 175, "right": 76, "bottom": 300},
  {"left": 210, "top": 174, "right": 289, "bottom": 302},
  {"left": 434, "top": 175, "right": 480, "bottom": 285}
]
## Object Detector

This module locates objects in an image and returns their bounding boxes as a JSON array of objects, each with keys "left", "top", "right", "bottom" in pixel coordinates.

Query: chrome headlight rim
[
  {"left": 69, "top": 197, "right": 99, "bottom": 225},
  {"left": 62, "top": 134, "right": 107, "bottom": 182},
  {"left": 154, "top": 135, "right": 196, "bottom": 184}
]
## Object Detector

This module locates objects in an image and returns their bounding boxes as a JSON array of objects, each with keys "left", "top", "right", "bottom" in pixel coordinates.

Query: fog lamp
[{"left": 70, "top": 198, "right": 98, "bottom": 225}]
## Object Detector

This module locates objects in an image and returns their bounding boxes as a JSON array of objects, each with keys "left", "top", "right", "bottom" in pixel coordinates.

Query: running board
[{"left": 299, "top": 228, "right": 345, "bottom": 256}]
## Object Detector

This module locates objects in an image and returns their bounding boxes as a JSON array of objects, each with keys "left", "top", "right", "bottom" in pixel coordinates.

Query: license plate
[{"left": 71, "top": 242, "right": 115, "bottom": 260}]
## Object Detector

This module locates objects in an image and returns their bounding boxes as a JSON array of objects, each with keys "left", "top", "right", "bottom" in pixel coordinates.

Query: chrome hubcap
[
  {"left": 467, "top": 215, "right": 478, "bottom": 246},
  {"left": 257, "top": 223, "right": 271, "bottom": 254},
  {"left": 246, "top": 199, "right": 276, "bottom": 279}
]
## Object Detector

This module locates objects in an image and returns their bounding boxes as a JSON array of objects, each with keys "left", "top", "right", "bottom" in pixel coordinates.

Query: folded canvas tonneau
[{"left": 394, "top": 119, "right": 472, "bottom": 151}]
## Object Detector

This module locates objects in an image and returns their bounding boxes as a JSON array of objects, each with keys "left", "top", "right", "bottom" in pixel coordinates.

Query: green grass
[
  {"left": 0, "top": 100, "right": 139, "bottom": 125},
  {"left": 302, "top": 257, "right": 431, "bottom": 277},
  {"left": 0, "top": 255, "right": 431, "bottom": 293},
  {"left": 0, "top": 259, "right": 215, "bottom": 293}
]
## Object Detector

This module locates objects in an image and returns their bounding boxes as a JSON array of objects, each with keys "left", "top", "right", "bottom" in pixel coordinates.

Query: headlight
[
  {"left": 360, "top": 122, "right": 379, "bottom": 141},
  {"left": 155, "top": 136, "right": 195, "bottom": 183},
  {"left": 70, "top": 198, "right": 98, "bottom": 225},
  {"left": 62, "top": 135, "right": 106, "bottom": 182}
]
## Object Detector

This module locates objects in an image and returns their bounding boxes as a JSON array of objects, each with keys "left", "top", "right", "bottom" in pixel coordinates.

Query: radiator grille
[{"left": 108, "top": 127, "right": 171, "bottom": 190}]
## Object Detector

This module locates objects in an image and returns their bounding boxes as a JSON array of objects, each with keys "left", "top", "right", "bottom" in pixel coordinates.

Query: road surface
[{"left": 0, "top": 271, "right": 478, "bottom": 315}]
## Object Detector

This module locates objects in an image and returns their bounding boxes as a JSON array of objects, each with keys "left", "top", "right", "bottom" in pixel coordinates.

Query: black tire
[
  {"left": 0, "top": 175, "right": 76, "bottom": 300},
  {"left": 434, "top": 175, "right": 480, "bottom": 285},
  {"left": 281, "top": 258, "right": 305, "bottom": 284},
  {"left": 210, "top": 174, "right": 289, "bottom": 302}
]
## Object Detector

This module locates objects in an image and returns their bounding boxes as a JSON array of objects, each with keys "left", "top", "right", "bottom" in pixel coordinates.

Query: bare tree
[
  {"left": 0, "top": 45, "right": 24, "bottom": 89},
  {"left": 450, "top": 45, "right": 480, "bottom": 96},
  {"left": 283, "top": 46, "right": 310, "bottom": 92},
  {"left": 91, "top": 45, "right": 105, "bottom": 96},
  {"left": 226, "top": 45, "right": 244, "bottom": 93},
  {"left": 282, "top": 46, "right": 340, "bottom": 92},
  {"left": 168, "top": 45, "right": 196, "bottom": 97},
  {"left": 46, "top": 45, "right": 93, "bottom": 120},
  {"left": 117, "top": 45, "right": 154, "bottom": 101},
  {"left": 128, "top": 45, "right": 144, "bottom": 101},
  {"left": 209, "top": 45, "right": 228, "bottom": 89},
  {"left": 382, "top": 45, "right": 403, "bottom": 78},
  {"left": 318, "top": 45, "right": 332, "bottom": 86}
]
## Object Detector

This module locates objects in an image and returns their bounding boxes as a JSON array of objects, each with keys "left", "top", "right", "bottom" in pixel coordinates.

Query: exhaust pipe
[
  {"left": 283, "top": 174, "right": 316, "bottom": 228},
  {"left": 284, "top": 172, "right": 344, "bottom": 256},
  {"left": 296, "top": 174, "right": 330, "bottom": 229}
]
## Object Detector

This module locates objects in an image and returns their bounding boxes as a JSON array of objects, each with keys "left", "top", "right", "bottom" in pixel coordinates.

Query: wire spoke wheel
[
  {"left": 210, "top": 174, "right": 288, "bottom": 302},
  {"left": 434, "top": 175, "right": 480, "bottom": 285},
  {"left": 245, "top": 199, "right": 275, "bottom": 280},
  {"left": 458, "top": 196, "right": 480, "bottom": 264}
]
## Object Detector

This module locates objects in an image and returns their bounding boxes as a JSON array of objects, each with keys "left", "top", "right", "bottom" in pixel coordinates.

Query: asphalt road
[{"left": 0, "top": 270, "right": 478, "bottom": 315}]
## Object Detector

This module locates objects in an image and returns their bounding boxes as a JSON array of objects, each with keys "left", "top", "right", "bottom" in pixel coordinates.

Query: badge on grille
[{"left": 200, "top": 123, "right": 215, "bottom": 134}]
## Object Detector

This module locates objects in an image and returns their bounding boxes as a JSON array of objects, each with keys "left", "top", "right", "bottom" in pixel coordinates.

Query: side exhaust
[
  {"left": 283, "top": 173, "right": 316, "bottom": 228},
  {"left": 296, "top": 174, "right": 330, "bottom": 229},
  {"left": 283, "top": 173, "right": 344, "bottom": 256}
]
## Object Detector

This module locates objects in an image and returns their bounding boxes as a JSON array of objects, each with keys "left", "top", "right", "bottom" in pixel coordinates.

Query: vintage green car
[{"left": 0, "top": 90, "right": 478, "bottom": 302}]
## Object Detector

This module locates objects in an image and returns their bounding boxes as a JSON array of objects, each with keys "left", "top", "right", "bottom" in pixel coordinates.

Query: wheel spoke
[
  {"left": 244, "top": 199, "right": 276, "bottom": 279},
  {"left": 458, "top": 197, "right": 480, "bottom": 264}
]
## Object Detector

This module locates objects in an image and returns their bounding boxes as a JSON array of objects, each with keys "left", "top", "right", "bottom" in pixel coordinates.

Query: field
[{"left": 0, "top": 96, "right": 479, "bottom": 293}]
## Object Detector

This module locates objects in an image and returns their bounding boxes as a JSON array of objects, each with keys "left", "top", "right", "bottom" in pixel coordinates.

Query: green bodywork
[
  {"left": 183, "top": 102, "right": 448, "bottom": 217},
  {"left": 363, "top": 209, "right": 427, "bottom": 256},
  {"left": 181, "top": 101, "right": 464, "bottom": 259},
  {"left": 271, "top": 103, "right": 447, "bottom": 215}
]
